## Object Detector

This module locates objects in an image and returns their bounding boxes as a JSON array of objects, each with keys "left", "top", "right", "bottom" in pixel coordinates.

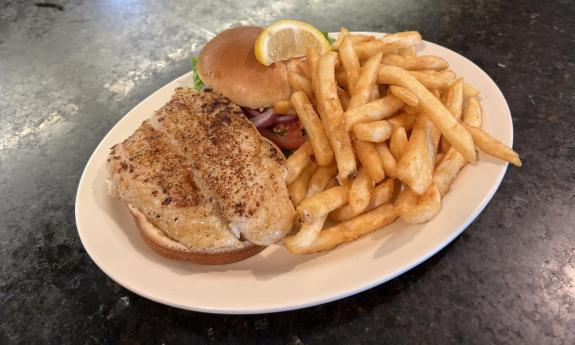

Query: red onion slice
[
  {"left": 274, "top": 114, "right": 298, "bottom": 124},
  {"left": 250, "top": 109, "right": 277, "bottom": 128}
]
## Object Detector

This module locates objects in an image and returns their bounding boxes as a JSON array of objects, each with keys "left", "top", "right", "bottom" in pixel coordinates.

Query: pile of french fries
[{"left": 277, "top": 29, "right": 522, "bottom": 255}]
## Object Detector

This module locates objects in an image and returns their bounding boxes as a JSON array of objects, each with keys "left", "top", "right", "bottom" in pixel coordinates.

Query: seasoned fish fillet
[{"left": 107, "top": 88, "right": 295, "bottom": 248}]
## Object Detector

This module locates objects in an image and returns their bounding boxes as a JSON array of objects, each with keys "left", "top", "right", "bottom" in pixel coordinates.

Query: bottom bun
[{"left": 127, "top": 204, "right": 265, "bottom": 265}]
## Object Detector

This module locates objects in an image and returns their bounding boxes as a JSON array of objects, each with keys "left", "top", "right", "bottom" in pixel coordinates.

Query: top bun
[{"left": 197, "top": 26, "right": 291, "bottom": 109}]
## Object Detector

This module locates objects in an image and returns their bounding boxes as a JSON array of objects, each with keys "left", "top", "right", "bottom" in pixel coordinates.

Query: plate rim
[{"left": 75, "top": 33, "right": 512, "bottom": 314}]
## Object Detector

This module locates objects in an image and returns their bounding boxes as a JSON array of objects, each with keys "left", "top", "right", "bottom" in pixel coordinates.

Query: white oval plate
[{"left": 76, "top": 33, "right": 512, "bottom": 314}]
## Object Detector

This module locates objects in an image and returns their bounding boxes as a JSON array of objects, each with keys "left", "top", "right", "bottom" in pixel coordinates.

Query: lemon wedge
[{"left": 255, "top": 20, "right": 331, "bottom": 66}]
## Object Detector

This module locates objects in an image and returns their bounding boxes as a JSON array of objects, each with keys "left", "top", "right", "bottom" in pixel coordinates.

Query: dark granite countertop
[{"left": 1, "top": 0, "right": 574, "bottom": 344}]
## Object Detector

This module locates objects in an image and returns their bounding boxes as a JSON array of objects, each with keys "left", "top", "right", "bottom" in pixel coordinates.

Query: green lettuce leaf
[
  {"left": 191, "top": 56, "right": 205, "bottom": 90},
  {"left": 321, "top": 31, "right": 335, "bottom": 44}
]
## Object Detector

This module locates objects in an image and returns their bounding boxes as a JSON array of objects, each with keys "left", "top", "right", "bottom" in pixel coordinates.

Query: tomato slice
[{"left": 259, "top": 121, "right": 307, "bottom": 150}]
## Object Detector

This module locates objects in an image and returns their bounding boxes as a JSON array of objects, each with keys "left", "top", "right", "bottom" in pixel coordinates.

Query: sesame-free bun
[
  {"left": 197, "top": 26, "right": 291, "bottom": 109},
  {"left": 127, "top": 204, "right": 265, "bottom": 265}
]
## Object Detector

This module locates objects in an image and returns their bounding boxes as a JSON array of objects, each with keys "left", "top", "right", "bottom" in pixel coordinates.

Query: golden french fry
[
  {"left": 273, "top": 100, "right": 295, "bottom": 115},
  {"left": 307, "top": 48, "right": 322, "bottom": 112},
  {"left": 403, "top": 104, "right": 419, "bottom": 114},
  {"left": 399, "top": 46, "right": 417, "bottom": 58},
  {"left": 436, "top": 152, "right": 445, "bottom": 165},
  {"left": 330, "top": 27, "right": 350, "bottom": 50},
  {"left": 432, "top": 147, "right": 467, "bottom": 196},
  {"left": 286, "top": 141, "right": 313, "bottom": 184},
  {"left": 288, "top": 71, "right": 314, "bottom": 100},
  {"left": 463, "top": 97, "right": 482, "bottom": 127},
  {"left": 394, "top": 186, "right": 419, "bottom": 215},
  {"left": 401, "top": 55, "right": 449, "bottom": 70},
  {"left": 401, "top": 184, "right": 441, "bottom": 224},
  {"left": 297, "top": 185, "right": 350, "bottom": 224},
  {"left": 340, "top": 35, "right": 361, "bottom": 94},
  {"left": 378, "top": 65, "right": 476, "bottom": 162},
  {"left": 335, "top": 69, "right": 347, "bottom": 87},
  {"left": 318, "top": 52, "right": 357, "bottom": 182},
  {"left": 286, "top": 204, "right": 398, "bottom": 254},
  {"left": 381, "top": 54, "right": 405, "bottom": 66},
  {"left": 348, "top": 52, "right": 383, "bottom": 109},
  {"left": 291, "top": 91, "right": 334, "bottom": 166},
  {"left": 355, "top": 31, "right": 422, "bottom": 59},
  {"left": 465, "top": 125, "right": 522, "bottom": 166},
  {"left": 435, "top": 69, "right": 456, "bottom": 81},
  {"left": 344, "top": 95, "right": 404, "bottom": 130},
  {"left": 388, "top": 112, "right": 417, "bottom": 131},
  {"left": 369, "top": 178, "right": 398, "bottom": 208},
  {"left": 370, "top": 85, "right": 380, "bottom": 101},
  {"left": 398, "top": 71, "right": 451, "bottom": 90},
  {"left": 375, "top": 142, "right": 397, "bottom": 177},
  {"left": 396, "top": 115, "right": 436, "bottom": 194},
  {"left": 349, "top": 167, "right": 374, "bottom": 214},
  {"left": 329, "top": 176, "right": 396, "bottom": 222},
  {"left": 389, "top": 85, "right": 419, "bottom": 106},
  {"left": 306, "top": 164, "right": 338, "bottom": 197},
  {"left": 284, "top": 215, "right": 327, "bottom": 249},
  {"left": 389, "top": 126, "right": 408, "bottom": 160},
  {"left": 444, "top": 78, "right": 464, "bottom": 119},
  {"left": 352, "top": 120, "right": 393, "bottom": 142},
  {"left": 440, "top": 136, "right": 451, "bottom": 153},
  {"left": 337, "top": 86, "right": 351, "bottom": 110},
  {"left": 464, "top": 83, "right": 480, "bottom": 97},
  {"left": 354, "top": 139, "right": 386, "bottom": 183},
  {"left": 288, "top": 162, "right": 317, "bottom": 206}
]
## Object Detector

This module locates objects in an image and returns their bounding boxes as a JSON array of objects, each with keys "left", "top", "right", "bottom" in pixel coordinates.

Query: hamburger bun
[
  {"left": 127, "top": 204, "right": 265, "bottom": 265},
  {"left": 197, "top": 26, "right": 291, "bottom": 109}
]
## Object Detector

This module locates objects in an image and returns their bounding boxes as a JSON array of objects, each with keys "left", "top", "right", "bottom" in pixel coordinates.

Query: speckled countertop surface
[{"left": 1, "top": 0, "right": 574, "bottom": 344}]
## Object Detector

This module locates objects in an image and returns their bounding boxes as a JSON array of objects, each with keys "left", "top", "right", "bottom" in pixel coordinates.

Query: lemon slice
[{"left": 255, "top": 20, "right": 331, "bottom": 66}]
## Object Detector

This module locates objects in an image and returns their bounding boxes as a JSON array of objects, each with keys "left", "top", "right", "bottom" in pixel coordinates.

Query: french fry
[
  {"left": 465, "top": 125, "right": 522, "bottom": 166},
  {"left": 394, "top": 186, "right": 419, "bottom": 216},
  {"left": 401, "top": 55, "right": 449, "bottom": 70},
  {"left": 286, "top": 204, "right": 398, "bottom": 254},
  {"left": 307, "top": 48, "right": 322, "bottom": 112},
  {"left": 369, "top": 178, "right": 398, "bottom": 208},
  {"left": 370, "top": 85, "right": 380, "bottom": 101},
  {"left": 352, "top": 120, "right": 393, "bottom": 142},
  {"left": 291, "top": 91, "right": 334, "bottom": 166},
  {"left": 432, "top": 147, "right": 467, "bottom": 196},
  {"left": 463, "top": 83, "right": 480, "bottom": 97},
  {"left": 389, "top": 85, "right": 419, "bottom": 106},
  {"left": 318, "top": 52, "right": 357, "bottom": 182},
  {"left": 444, "top": 78, "right": 464, "bottom": 119},
  {"left": 381, "top": 54, "right": 405, "bottom": 66},
  {"left": 337, "top": 86, "right": 351, "bottom": 110},
  {"left": 273, "top": 100, "right": 295, "bottom": 115},
  {"left": 378, "top": 65, "right": 476, "bottom": 162},
  {"left": 462, "top": 97, "right": 482, "bottom": 127},
  {"left": 288, "top": 71, "right": 314, "bottom": 101},
  {"left": 330, "top": 27, "right": 350, "bottom": 50},
  {"left": 284, "top": 215, "right": 327, "bottom": 249},
  {"left": 396, "top": 115, "right": 435, "bottom": 194},
  {"left": 286, "top": 141, "right": 313, "bottom": 184},
  {"left": 399, "top": 46, "right": 417, "bottom": 58},
  {"left": 388, "top": 112, "right": 417, "bottom": 131},
  {"left": 381, "top": 31, "right": 422, "bottom": 46},
  {"left": 389, "top": 126, "right": 408, "bottom": 160},
  {"left": 355, "top": 40, "right": 399, "bottom": 60},
  {"left": 349, "top": 167, "right": 374, "bottom": 214},
  {"left": 329, "top": 176, "right": 396, "bottom": 222},
  {"left": 288, "top": 162, "right": 317, "bottom": 206},
  {"left": 340, "top": 35, "right": 361, "bottom": 93},
  {"left": 335, "top": 69, "right": 347, "bottom": 87},
  {"left": 435, "top": 69, "right": 456, "bottom": 81},
  {"left": 306, "top": 164, "right": 338, "bottom": 197},
  {"left": 344, "top": 95, "right": 404, "bottom": 130},
  {"left": 401, "top": 184, "right": 441, "bottom": 224},
  {"left": 436, "top": 152, "right": 445, "bottom": 165},
  {"left": 348, "top": 52, "right": 383, "bottom": 109},
  {"left": 400, "top": 71, "right": 451, "bottom": 90},
  {"left": 297, "top": 185, "right": 350, "bottom": 224},
  {"left": 375, "top": 142, "right": 397, "bottom": 177},
  {"left": 354, "top": 139, "right": 386, "bottom": 183}
]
